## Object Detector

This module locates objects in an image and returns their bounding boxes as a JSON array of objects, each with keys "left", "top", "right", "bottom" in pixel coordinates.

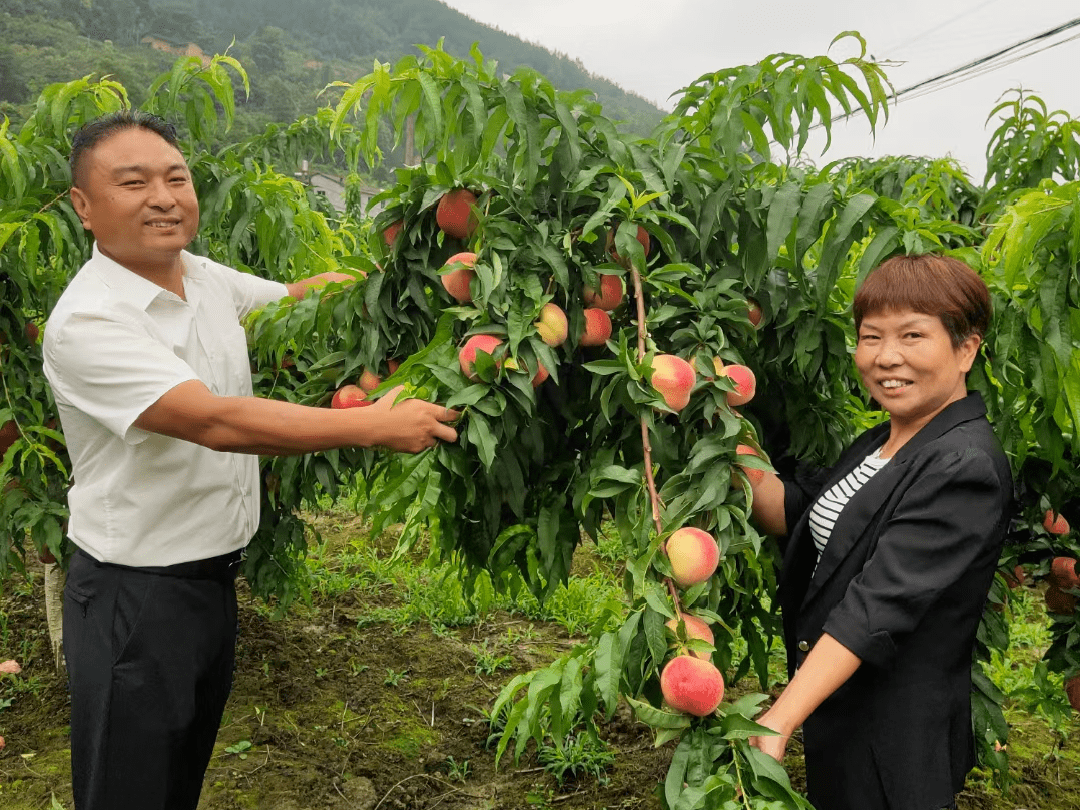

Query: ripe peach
[
  {"left": 665, "top": 614, "right": 715, "bottom": 661},
  {"left": 25, "top": 322, "right": 39, "bottom": 343},
  {"left": 357, "top": 368, "right": 381, "bottom": 393},
  {"left": 607, "top": 224, "right": 650, "bottom": 266},
  {"left": 440, "top": 252, "right": 477, "bottom": 303},
  {"left": 746, "top": 298, "right": 763, "bottom": 328},
  {"left": 666, "top": 527, "right": 720, "bottom": 586},
  {"left": 583, "top": 274, "right": 624, "bottom": 311},
  {"left": 331, "top": 385, "right": 371, "bottom": 409},
  {"left": 650, "top": 355, "right": 696, "bottom": 412},
  {"left": 1003, "top": 564, "right": 1025, "bottom": 589},
  {"left": 382, "top": 219, "right": 404, "bottom": 248},
  {"left": 531, "top": 362, "right": 550, "bottom": 388},
  {"left": 0, "top": 420, "right": 18, "bottom": 458},
  {"left": 720, "top": 364, "right": 756, "bottom": 407},
  {"left": 0, "top": 660, "right": 21, "bottom": 675},
  {"left": 579, "top": 308, "right": 612, "bottom": 347},
  {"left": 458, "top": 335, "right": 503, "bottom": 381},
  {"left": 689, "top": 355, "right": 725, "bottom": 380},
  {"left": 1045, "top": 509, "right": 1070, "bottom": 535},
  {"left": 660, "top": 655, "right": 725, "bottom": 717},
  {"left": 387, "top": 358, "right": 402, "bottom": 375},
  {"left": 1046, "top": 585, "right": 1077, "bottom": 615},
  {"left": 735, "top": 444, "right": 766, "bottom": 484},
  {"left": 535, "top": 303, "right": 568, "bottom": 347},
  {"left": 1067, "top": 675, "right": 1080, "bottom": 712},
  {"left": 1050, "top": 557, "right": 1080, "bottom": 590},
  {"left": 436, "top": 188, "right": 478, "bottom": 239}
]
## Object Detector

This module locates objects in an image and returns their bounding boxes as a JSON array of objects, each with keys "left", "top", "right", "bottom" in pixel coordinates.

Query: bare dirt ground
[{"left": 2, "top": 523, "right": 1080, "bottom": 809}]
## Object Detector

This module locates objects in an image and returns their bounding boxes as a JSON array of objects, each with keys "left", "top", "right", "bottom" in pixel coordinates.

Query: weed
[
  {"left": 445, "top": 755, "right": 471, "bottom": 783},
  {"left": 383, "top": 667, "right": 408, "bottom": 687},
  {"left": 538, "top": 729, "right": 616, "bottom": 786},
  {"left": 224, "top": 740, "right": 252, "bottom": 760},
  {"left": 471, "top": 640, "right": 513, "bottom": 676}
]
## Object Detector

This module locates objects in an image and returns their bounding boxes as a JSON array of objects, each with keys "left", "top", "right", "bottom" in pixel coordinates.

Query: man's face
[{"left": 70, "top": 127, "right": 199, "bottom": 276}]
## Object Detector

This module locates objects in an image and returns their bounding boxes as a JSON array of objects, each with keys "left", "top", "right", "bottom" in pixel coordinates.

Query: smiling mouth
[
  {"left": 879, "top": 379, "right": 913, "bottom": 390},
  {"left": 146, "top": 220, "right": 181, "bottom": 229}
]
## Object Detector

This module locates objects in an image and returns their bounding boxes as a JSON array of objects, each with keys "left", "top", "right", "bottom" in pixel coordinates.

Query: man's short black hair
[{"left": 69, "top": 110, "right": 180, "bottom": 188}]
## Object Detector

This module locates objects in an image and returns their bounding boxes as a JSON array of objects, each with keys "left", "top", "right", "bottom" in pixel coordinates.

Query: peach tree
[{"left": 2, "top": 39, "right": 1080, "bottom": 809}]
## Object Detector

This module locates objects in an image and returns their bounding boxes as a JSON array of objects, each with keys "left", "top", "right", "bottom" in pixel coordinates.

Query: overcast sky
[{"left": 439, "top": 0, "right": 1080, "bottom": 181}]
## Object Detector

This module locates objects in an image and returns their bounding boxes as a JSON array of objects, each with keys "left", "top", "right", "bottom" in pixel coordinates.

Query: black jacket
[{"left": 777, "top": 393, "right": 1012, "bottom": 810}]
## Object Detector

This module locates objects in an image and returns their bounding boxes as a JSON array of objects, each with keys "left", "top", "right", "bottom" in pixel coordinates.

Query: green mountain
[{"left": 0, "top": 0, "right": 666, "bottom": 143}]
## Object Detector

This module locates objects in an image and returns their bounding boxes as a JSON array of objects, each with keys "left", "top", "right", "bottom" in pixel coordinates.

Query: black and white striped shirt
[{"left": 809, "top": 446, "right": 890, "bottom": 568}]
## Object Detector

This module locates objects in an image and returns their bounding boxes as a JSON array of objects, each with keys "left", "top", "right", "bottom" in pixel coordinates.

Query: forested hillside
[{"left": 0, "top": 0, "right": 665, "bottom": 163}]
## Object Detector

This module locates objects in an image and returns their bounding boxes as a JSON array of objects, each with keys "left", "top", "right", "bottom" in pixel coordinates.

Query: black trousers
[{"left": 64, "top": 548, "right": 241, "bottom": 810}]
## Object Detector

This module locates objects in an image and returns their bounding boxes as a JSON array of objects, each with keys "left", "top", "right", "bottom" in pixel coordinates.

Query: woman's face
[{"left": 855, "top": 309, "right": 980, "bottom": 429}]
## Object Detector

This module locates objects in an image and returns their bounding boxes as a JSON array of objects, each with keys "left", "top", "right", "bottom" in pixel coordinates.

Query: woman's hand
[{"left": 749, "top": 710, "right": 791, "bottom": 762}]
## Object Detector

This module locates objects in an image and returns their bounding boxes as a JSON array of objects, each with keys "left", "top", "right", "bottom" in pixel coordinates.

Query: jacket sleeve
[
  {"left": 821, "top": 446, "right": 1008, "bottom": 668},
  {"left": 781, "top": 461, "right": 833, "bottom": 538}
]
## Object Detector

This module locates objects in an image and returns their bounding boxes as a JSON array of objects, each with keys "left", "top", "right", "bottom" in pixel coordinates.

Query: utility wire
[
  {"left": 900, "top": 30, "right": 1080, "bottom": 103},
  {"left": 890, "top": 16, "right": 1080, "bottom": 103},
  {"left": 881, "top": 0, "right": 1006, "bottom": 56}
]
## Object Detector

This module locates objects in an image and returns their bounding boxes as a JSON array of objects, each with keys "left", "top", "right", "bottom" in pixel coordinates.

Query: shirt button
[{"left": 797, "top": 640, "right": 810, "bottom": 652}]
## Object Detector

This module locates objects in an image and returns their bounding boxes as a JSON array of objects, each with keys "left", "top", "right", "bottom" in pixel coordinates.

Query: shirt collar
[{"left": 86, "top": 243, "right": 205, "bottom": 311}]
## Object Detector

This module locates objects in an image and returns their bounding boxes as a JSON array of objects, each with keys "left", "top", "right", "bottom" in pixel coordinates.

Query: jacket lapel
[{"left": 799, "top": 393, "right": 988, "bottom": 609}]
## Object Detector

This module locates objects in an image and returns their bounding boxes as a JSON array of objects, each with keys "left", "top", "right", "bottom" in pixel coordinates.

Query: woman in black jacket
[{"left": 746, "top": 254, "right": 1013, "bottom": 810}]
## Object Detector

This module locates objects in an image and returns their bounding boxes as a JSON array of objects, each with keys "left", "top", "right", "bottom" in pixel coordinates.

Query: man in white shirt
[{"left": 43, "top": 110, "right": 458, "bottom": 810}]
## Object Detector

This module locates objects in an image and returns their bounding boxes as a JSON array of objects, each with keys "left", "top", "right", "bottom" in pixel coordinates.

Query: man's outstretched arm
[{"left": 133, "top": 380, "right": 458, "bottom": 455}]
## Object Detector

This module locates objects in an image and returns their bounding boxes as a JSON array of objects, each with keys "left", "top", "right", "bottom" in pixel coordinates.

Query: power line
[
  {"left": 880, "top": 0, "right": 1006, "bottom": 56},
  {"left": 890, "top": 16, "right": 1080, "bottom": 104},
  {"left": 899, "top": 29, "right": 1080, "bottom": 104}
]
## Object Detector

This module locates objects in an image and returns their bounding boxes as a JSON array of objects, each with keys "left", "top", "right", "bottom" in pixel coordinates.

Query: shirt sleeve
[
  {"left": 220, "top": 265, "right": 290, "bottom": 320},
  {"left": 43, "top": 312, "right": 199, "bottom": 444},
  {"left": 821, "top": 447, "right": 1008, "bottom": 668}
]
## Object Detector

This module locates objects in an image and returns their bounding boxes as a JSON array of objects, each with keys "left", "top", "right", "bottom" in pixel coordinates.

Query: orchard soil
[{"left": 2, "top": 517, "right": 1080, "bottom": 809}]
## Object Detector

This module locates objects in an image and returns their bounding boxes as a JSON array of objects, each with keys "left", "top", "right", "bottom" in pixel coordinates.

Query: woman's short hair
[
  {"left": 853, "top": 254, "right": 991, "bottom": 348},
  {"left": 69, "top": 110, "right": 179, "bottom": 189}
]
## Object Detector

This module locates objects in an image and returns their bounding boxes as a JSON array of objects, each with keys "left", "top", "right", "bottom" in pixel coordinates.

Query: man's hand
[
  {"left": 748, "top": 711, "right": 791, "bottom": 762},
  {"left": 367, "top": 386, "right": 459, "bottom": 452},
  {"left": 286, "top": 271, "right": 360, "bottom": 300}
]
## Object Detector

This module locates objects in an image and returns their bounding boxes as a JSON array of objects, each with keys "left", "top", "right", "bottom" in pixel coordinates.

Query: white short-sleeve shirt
[{"left": 43, "top": 245, "right": 288, "bottom": 566}]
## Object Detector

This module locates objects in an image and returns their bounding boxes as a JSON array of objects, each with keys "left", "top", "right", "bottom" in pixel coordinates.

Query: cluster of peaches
[{"left": 328, "top": 190, "right": 770, "bottom": 718}]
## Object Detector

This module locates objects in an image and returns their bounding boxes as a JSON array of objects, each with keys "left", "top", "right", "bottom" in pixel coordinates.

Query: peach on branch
[
  {"left": 666, "top": 527, "right": 720, "bottom": 586},
  {"left": 1067, "top": 675, "right": 1080, "bottom": 712},
  {"left": 1050, "top": 557, "right": 1079, "bottom": 590},
  {"left": 735, "top": 444, "right": 766, "bottom": 484},
  {"left": 382, "top": 218, "right": 404, "bottom": 248},
  {"left": 1002, "top": 564, "right": 1025, "bottom": 589},
  {"left": 458, "top": 335, "right": 503, "bottom": 381},
  {"left": 689, "top": 355, "right": 725, "bottom": 380},
  {"left": 357, "top": 368, "right": 381, "bottom": 393},
  {"left": 650, "top": 355, "right": 696, "bottom": 412},
  {"left": 387, "top": 358, "right": 402, "bottom": 375},
  {"left": 660, "top": 655, "right": 725, "bottom": 717},
  {"left": 583, "top": 274, "right": 624, "bottom": 311},
  {"left": 720, "top": 364, "right": 756, "bottom": 407},
  {"left": 436, "top": 188, "right": 478, "bottom": 239},
  {"left": 579, "top": 308, "right": 612, "bottom": 347},
  {"left": 0, "top": 420, "right": 18, "bottom": 458},
  {"left": 535, "top": 303, "right": 569, "bottom": 347},
  {"left": 331, "top": 385, "right": 371, "bottom": 409},
  {"left": 607, "top": 223, "right": 651, "bottom": 267},
  {"left": 746, "top": 298, "right": 763, "bottom": 328},
  {"left": 1046, "top": 585, "right": 1077, "bottom": 615},
  {"left": 665, "top": 614, "right": 715, "bottom": 661},
  {"left": 1045, "top": 509, "right": 1070, "bottom": 535},
  {"left": 440, "top": 252, "right": 477, "bottom": 303}
]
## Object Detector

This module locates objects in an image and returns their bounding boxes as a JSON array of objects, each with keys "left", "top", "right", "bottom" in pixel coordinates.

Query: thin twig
[{"left": 630, "top": 263, "right": 684, "bottom": 620}]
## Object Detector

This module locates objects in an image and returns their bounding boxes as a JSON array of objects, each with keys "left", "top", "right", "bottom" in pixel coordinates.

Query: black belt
[{"left": 75, "top": 547, "right": 243, "bottom": 581}]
